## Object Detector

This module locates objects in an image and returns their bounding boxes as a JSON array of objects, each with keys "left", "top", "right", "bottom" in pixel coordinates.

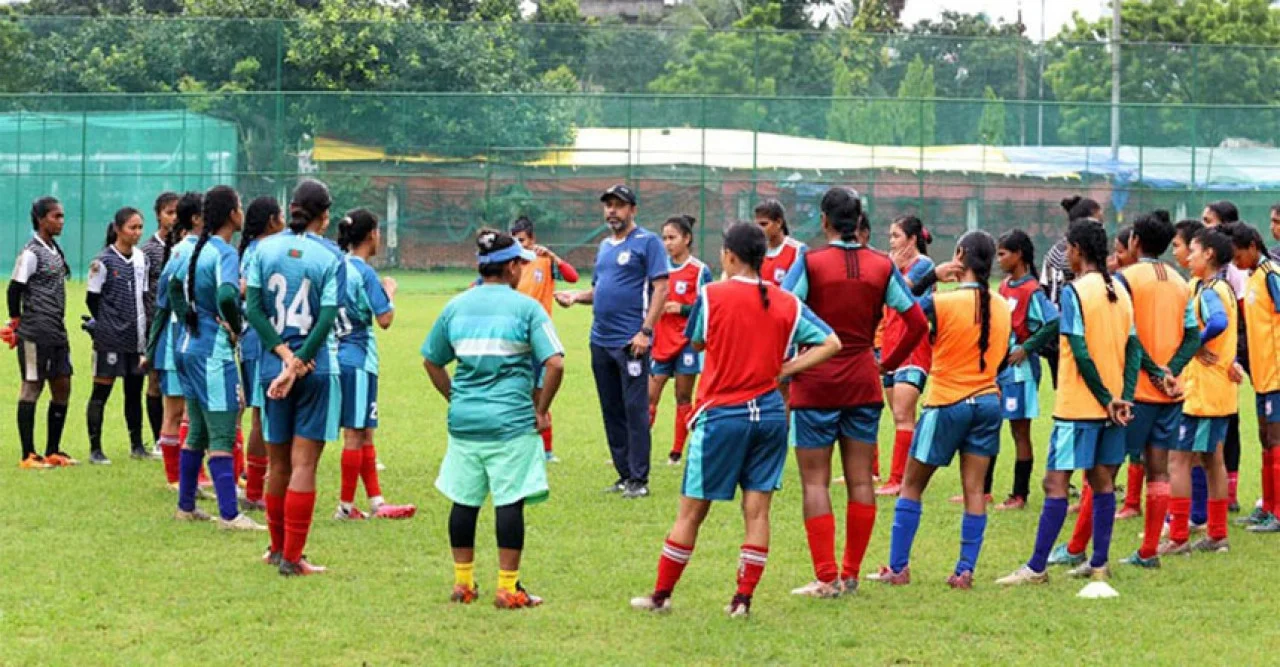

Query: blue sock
[
  {"left": 889, "top": 497, "right": 923, "bottom": 573},
  {"left": 177, "top": 448, "right": 204, "bottom": 512},
  {"left": 1191, "top": 466, "right": 1208, "bottom": 525},
  {"left": 957, "top": 513, "right": 987, "bottom": 575},
  {"left": 1090, "top": 492, "right": 1116, "bottom": 568},
  {"left": 207, "top": 455, "right": 239, "bottom": 521},
  {"left": 1028, "top": 497, "right": 1069, "bottom": 573}
]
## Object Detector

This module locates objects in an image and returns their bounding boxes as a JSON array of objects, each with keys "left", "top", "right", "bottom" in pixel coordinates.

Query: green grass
[{"left": 3, "top": 270, "right": 1279, "bottom": 665}]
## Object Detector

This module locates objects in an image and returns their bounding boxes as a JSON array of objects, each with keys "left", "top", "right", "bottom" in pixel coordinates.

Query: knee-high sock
[
  {"left": 46, "top": 402, "right": 67, "bottom": 457},
  {"left": 1265, "top": 449, "right": 1276, "bottom": 514},
  {"left": 541, "top": 425, "right": 553, "bottom": 453},
  {"left": 245, "top": 454, "right": 268, "bottom": 503},
  {"left": 146, "top": 395, "right": 164, "bottom": 443},
  {"left": 1012, "top": 458, "right": 1034, "bottom": 500},
  {"left": 360, "top": 444, "right": 382, "bottom": 499},
  {"left": 1191, "top": 466, "right": 1208, "bottom": 525},
  {"left": 804, "top": 514, "right": 838, "bottom": 583},
  {"left": 736, "top": 544, "right": 768, "bottom": 597},
  {"left": 1207, "top": 498, "right": 1229, "bottom": 540},
  {"left": 1168, "top": 496, "right": 1192, "bottom": 544},
  {"left": 1270, "top": 451, "right": 1280, "bottom": 517},
  {"left": 340, "top": 449, "right": 361, "bottom": 505},
  {"left": 1089, "top": 492, "right": 1116, "bottom": 568},
  {"left": 1028, "top": 497, "right": 1069, "bottom": 572},
  {"left": 207, "top": 455, "right": 238, "bottom": 521},
  {"left": 177, "top": 448, "right": 204, "bottom": 512},
  {"left": 123, "top": 375, "right": 144, "bottom": 449},
  {"left": 1067, "top": 484, "right": 1094, "bottom": 554},
  {"left": 1140, "top": 481, "right": 1170, "bottom": 559},
  {"left": 888, "top": 497, "right": 922, "bottom": 573},
  {"left": 17, "top": 400, "right": 36, "bottom": 459},
  {"left": 957, "top": 512, "right": 987, "bottom": 575},
  {"left": 1124, "top": 463, "right": 1144, "bottom": 511},
  {"left": 87, "top": 383, "right": 113, "bottom": 453},
  {"left": 266, "top": 492, "right": 285, "bottom": 553},
  {"left": 841, "top": 501, "right": 876, "bottom": 580},
  {"left": 282, "top": 489, "right": 317, "bottom": 563},
  {"left": 672, "top": 404, "right": 692, "bottom": 455},
  {"left": 654, "top": 538, "right": 693, "bottom": 600},
  {"left": 889, "top": 430, "right": 912, "bottom": 485},
  {"left": 159, "top": 434, "right": 180, "bottom": 484},
  {"left": 232, "top": 428, "right": 244, "bottom": 480}
]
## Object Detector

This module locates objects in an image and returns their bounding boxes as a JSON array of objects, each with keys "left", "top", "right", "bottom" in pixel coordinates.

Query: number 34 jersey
[{"left": 245, "top": 230, "right": 347, "bottom": 381}]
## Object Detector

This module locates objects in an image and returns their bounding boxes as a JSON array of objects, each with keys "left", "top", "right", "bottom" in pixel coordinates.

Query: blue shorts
[
  {"left": 998, "top": 380, "right": 1040, "bottom": 420},
  {"left": 884, "top": 366, "right": 928, "bottom": 393},
  {"left": 683, "top": 391, "right": 788, "bottom": 501},
  {"left": 159, "top": 368, "right": 184, "bottom": 398},
  {"left": 240, "top": 358, "right": 265, "bottom": 409},
  {"left": 1131, "top": 401, "right": 1183, "bottom": 455},
  {"left": 910, "top": 393, "right": 1002, "bottom": 467},
  {"left": 1258, "top": 392, "right": 1280, "bottom": 424},
  {"left": 1046, "top": 420, "right": 1126, "bottom": 471},
  {"left": 652, "top": 346, "right": 702, "bottom": 377},
  {"left": 793, "top": 405, "right": 882, "bottom": 448},
  {"left": 263, "top": 373, "right": 340, "bottom": 444},
  {"left": 174, "top": 353, "right": 241, "bottom": 413},
  {"left": 1176, "top": 415, "right": 1229, "bottom": 454},
  {"left": 340, "top": 366, "right": 379, "bottom": 430}
]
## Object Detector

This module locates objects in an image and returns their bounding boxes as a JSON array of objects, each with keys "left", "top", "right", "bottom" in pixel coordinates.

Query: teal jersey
[
  {"left": 336, "top": 255, "right": 393, "bottom": 374},
  {"left": 173, "top": 236, "right": 240, "bottom": 361},
  {"left": 153, "top": 236, "right": 197, "bottom": 371},
  {"left": 422, "top": 283, "right": 565, "bottom": 441},
  {"left": 247, "top": 230, "right": 345, "bottom": 379},
  {"left": 239, "top": 239, "right": 263, "bottom": 362}
]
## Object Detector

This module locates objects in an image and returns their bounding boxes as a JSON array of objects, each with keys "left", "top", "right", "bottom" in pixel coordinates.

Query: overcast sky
[{"left": 901, "top": 0, "right": 1108, "bottom": 39}]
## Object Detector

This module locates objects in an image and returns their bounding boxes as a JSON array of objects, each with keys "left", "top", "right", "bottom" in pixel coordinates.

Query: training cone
[{"left": 1076, "top": 581, "right": 1119, "bottom": 599}]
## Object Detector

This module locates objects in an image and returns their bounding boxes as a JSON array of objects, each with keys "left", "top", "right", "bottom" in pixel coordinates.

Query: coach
[{"left": 555, "top": 184, "right": 668, "bottom": 499}]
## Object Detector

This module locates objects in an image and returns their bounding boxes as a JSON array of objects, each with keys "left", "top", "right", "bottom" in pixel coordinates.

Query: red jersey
[
  {"left": 792, "top": 242, "right": 919, "bottom": 409},
  {"left": 761, "top": 237, "right": 807, "bottom": 287},
  {"left": 693, "top": 278, "right": 819, "bottom": 412},
  {"left": 652, "top": 256, "right": 713, "bottom": 362},
  {"left": 882, "top": 255, "right": 934, "bottom": 373},
  {"left": 999, "top": 275, "right": 1043, "bottom": 344}
]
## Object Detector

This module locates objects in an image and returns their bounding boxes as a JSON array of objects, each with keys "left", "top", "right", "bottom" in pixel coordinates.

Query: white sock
[
  {"left": 369, "top": 495, "right": 385, "bottom": 509},
  {"left": 340, "top": 501, "right": 353, "bottom": 512}
]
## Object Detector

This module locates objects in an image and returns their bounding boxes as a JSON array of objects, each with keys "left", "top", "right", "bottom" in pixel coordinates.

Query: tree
[
  {"left": 1046, "top": 0, "right": 1280, "bottom": 146},
  {"left": 977, "top": 85, "right": 1005, "bottom": 144},
  {"left": 896, "top": 53, "right": 935, "bottom": 145}
]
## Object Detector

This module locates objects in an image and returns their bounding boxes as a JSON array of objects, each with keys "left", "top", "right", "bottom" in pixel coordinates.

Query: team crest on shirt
[
  {"left": 533, "top": 269, "right": 544, "bottom": 283},
  {"left": 617, "top": 250, "right": 631, "bottom": 266},
  {"left": 774, "top": 268, "right": 786, "bottom": 284},
  {"left": 674, "top": 280, "right": 688, "bottom": 295},
  {"left": 1006, "top": 296, "right": 1020, "bottom": 310},
  {"left": 107, "top": 353, "right": 118, "bottom": 365},
  {"left": 1247, "top": 288, "right": 1257, "bottom": 305}
]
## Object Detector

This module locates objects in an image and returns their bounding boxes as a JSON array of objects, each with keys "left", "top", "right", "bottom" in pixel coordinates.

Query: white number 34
[{"left": 266, "top": 273, "right": 314, "bottom": 335}]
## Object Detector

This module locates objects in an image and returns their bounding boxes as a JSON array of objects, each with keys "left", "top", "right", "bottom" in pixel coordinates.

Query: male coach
[{"left": 555, "top": 184, "right": 668, "bottom": 499}]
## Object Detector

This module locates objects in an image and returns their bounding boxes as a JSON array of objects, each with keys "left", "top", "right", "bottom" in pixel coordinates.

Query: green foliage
[
  {"left": 895, "top": 54, "right": 935, "bottom": 145},
  {"left": 978, "top": 85, "right": 1006, "bottom": 144}
]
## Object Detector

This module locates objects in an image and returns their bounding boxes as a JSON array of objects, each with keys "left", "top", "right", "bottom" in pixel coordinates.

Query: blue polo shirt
[{"left": 590, "top": 226, "right": 668, "bottom": 348}]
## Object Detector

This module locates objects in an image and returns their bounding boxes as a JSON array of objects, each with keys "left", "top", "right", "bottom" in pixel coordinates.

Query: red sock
[
  {"left": 1271, "top": 451, "right": 1280, "bottom": 516},
  {"left": 232, "top": 428, "right": 245, "bottom": 479},
  {"left": 541, "top": 426, "right": 553, "bottom": 453},
  {"left": 1264, "top": 449, "right": 1275, "bottom": 514},
  {"left": 841, "top": 502, "right": 876, "bottom": 580},
  {"left": 1139, "top": 481, "right": 1170, "bottom": 559},
  {"left": 1208, "top": 498, "right": 1229, "bottom": 540},
  {"left": 1227, "top": 471, "right": 1239, "bottom": 505},
  {"left": 178, "top": 418, "right": 189, "bottom": 448},
  {"left": 1169, "top": 496, "right": 1191, "bottom": 544},
  {"left": 889, "top": 430, "right": 912, "bottom": 485},
  {"left": 654, "top": 538, "right": 693, "bottom": 597},
  {"left": 648, "top": 404, "right": 657, "bottom": 429},
  {"left": 265, "top": 492, "right": 285, "bottom": 553},
  {"left": 672, "top": 404, "right": 692, "bottom": 456},
  {"left": 282, "top": 489, "right": 317, "bottom": 563},
  {"left": 159, "top": 434, "right": 180, "bottom": 485},
  {"left": 360, "top": 444, "right": 382, "bottom": 499},
  {"left": 804, "top": 514, "right": 838, "bottom": 583},
  {"left": 1067, "top": 485, "right": 1094, "bottom": 555},
  {"left": 245, "top": 454, "right": 268, "bottom": 502},
  {"left": 736, "top": 544, "right": 768, "bottom": 596},
  {"left": 340, "top": 449, "right": 361, "bottom": 504},
  {"left": 1125, "top": 463, "right": 1144, "bottom": 511}
]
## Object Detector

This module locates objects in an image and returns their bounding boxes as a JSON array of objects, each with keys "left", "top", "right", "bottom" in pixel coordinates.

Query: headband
[{"left": 477, "top": 243, "right": 524, "bottom": 265}]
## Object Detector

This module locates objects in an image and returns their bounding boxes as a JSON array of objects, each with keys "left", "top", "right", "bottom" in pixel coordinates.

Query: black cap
[{"left": 600, "top": 184, "right": 637, "bottom": 206}]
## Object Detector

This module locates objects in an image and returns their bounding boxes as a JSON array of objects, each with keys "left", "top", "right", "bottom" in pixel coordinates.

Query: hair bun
[{"left": 477, "top": 230, "right": 499, "bottom": 251}]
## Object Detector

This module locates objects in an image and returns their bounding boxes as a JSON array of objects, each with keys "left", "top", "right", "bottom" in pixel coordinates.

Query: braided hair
[
  {"left": 754, "top": 200, "right": 789, "bottom": 236},
  {"left": 338, "top": 208, "right": 379, "bottom": 253},
  {"left": 105, "top": 206, "right": 141, "bottom": 248},
  {"left": 957, "top": 230, "right": 997, "bottom": 371},
  {"left": 821, "top": 187, "right": 862, "bottom": 243},
  {"left": 723, "top": 222, "right": 770, "bottom": 310},
  {"left": 30, "top": 197, "right": 71, "bottom": 278},
  {"left": 185, "top": 185, "right": 239, "bottom": 336},
  {"left": 240, "top": 196, "right": 281, "bottom": 257},
  {"left": 166, "top": 191, "right": 203, "bottom": 266},
  {"left": 1067, "top": 219, "right": 1117, "bottom": 303},
  {"left": 997, "top": 229, "right": 1038, "bottom": 279},
  {"left": 289, "top": 179, "right": 332, "bottom": 234}
]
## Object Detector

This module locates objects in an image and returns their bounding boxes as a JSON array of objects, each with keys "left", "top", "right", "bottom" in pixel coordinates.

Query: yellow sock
[
  {"left": 454, "top": 562, "right": 474, "bottom": 589},
  {"left": 497, "top": 569, "right": 519, "bottom": 594}
]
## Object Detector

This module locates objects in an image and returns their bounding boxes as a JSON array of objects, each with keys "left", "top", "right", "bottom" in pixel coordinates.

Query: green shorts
[
  {"left": 185, "top": 400, "right": 239, "bottom": 453},
  {"left": 435, "top": 432, "right": 549, "bottom": 508}
]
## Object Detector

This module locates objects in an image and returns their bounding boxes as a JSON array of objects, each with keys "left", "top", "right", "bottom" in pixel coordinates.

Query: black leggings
[
  {"left": 448, "top": 499, "right": 525, "bottom": 551},
  {"left": 1225, "top": 413, "right": 1241, "bottom": 474},
  {"left": 87, "top": 375, "right": 144, "bottom": 452}
]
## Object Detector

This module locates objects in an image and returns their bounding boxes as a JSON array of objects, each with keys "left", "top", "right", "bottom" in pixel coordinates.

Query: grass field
[{"left": 3, "top": 270, "right": 1279, "bottom": 665}]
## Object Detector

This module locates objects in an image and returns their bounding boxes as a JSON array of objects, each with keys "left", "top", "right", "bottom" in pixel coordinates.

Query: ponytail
[
  {"left": 820, "top": 188, "right": 862, "bottom": 244},
  {"left": 30, "top": 196, "right": 71, "bottom": 277},
  {"left": 723, "top": 222, "right": 770, "bottom": 310},
  {"left": 167, "top": 191, "right": 203, "bottom": 266},
  {"left": 998, "top": 229, "right": 1038, "bottom": 280},
  {"left": 186, "top": 186, "right": 239, "bottom": 336},
  {"left": 956, "top": 231, "right": 997, "bottom": 371},
  {"left": 893, "top": 215, "right": 931, "bottom": 256},
  {"left": 185, "top": 226, "right": 212, "bottom": 336},
  {"left": 289, "top": 179, "right": 332, "bottom": 234},
  {"left": 1067, "top": 219, "right": 1116, "bottom": 302},
  {"left": 338, "top": 208, "right": 379, "bottom": 252},
  {"left": 240, "top": 196, "right": 281, "bottom": 257},
  {"left": 105, "top": 206, "right": 140, "bottom": 249}
]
